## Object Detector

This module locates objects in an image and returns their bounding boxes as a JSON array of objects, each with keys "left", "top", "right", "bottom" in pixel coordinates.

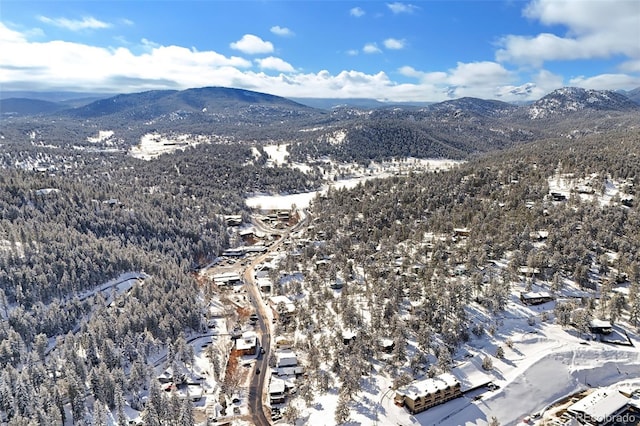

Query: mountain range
[{"left": 1, "top": 86, "right": 638, "bottom": 161}]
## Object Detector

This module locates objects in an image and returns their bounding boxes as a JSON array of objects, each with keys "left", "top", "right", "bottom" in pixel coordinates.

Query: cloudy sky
[{"left": 1, "top": 0, "right": 639, "bottom": 102}]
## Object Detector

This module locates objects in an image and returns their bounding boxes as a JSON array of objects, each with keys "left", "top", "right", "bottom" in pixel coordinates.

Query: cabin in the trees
[
  {"left": 453, "top": 227, "right": 470, "bottom": 238},
  {"left": 379, "top": 338, "right": 395, "bottom": 354},
  {"left": 589, "top": 319, "right": 613, "bottom": 335},
  {"left": 394, "top": 373, "right": 462, "bottom": 414},
  {"left": 269, "top": 295, "right": 296, "bottom": 321},
  {"left": 550, "top": 192, "right": 567, "bottom": 201},
  {"left": 520, "top": 291, "right": 554, "bottom": 305}
]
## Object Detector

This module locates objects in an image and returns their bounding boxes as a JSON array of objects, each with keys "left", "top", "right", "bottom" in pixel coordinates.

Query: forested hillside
[
  {"left": 269, "top": 130, "right": 640, "bottom": 421},
  {"left": 0, "top": 140, "right": 321, "bottom": 424}
]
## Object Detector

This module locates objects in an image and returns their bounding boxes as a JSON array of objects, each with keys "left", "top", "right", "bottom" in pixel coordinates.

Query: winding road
[{"left": 242, "top": 209, "right": 309, "bottom": 425}]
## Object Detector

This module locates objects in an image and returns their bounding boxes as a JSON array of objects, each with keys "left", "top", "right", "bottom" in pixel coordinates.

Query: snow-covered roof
[
  {"left": 269, "top": 377, "right": 286, "bottom": 394},
  {"left": 397, "top": 373, "right": 459, "bottom": 399},
  {"left": 342, "top": 330, "right": 357, "bottom": 340},
  {"left": 276, "top": 366, "right": 304, "bottom": 376},
  {"left": 568, "top": 389, "right": 629, "bottom": 420},
  {"left": 379, "top": 338, "right": 394, "bottom": 348},
  {"left": 256, "top": 277, "right": 272, "bottom": 288},
  {"left": 236, "top": 332, "right": 257, "bottom": 351},
  {"left": 212, "top": 272, "right": 242, "bottom": 285},
  {"left": 269, "top": 296, "right": 295, "bottom": 313},
  {"left": 451, "top": 358, "right": 493, "bottom": 392},
  {"left": 589, "top": 319, "right": 612, "bottom": 328},
  {"left": 276, "top": 350, "right": 298, "bottom": 367},
  {"left": 521, "top": 291, "right": 552, "bottom": 299},
  {"left": 518, "top": 266, "right": 542, "bottom": 274}
]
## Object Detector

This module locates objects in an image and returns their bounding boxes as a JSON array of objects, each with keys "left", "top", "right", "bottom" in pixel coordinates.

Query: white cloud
[
  {"left": 37, "top": 16, "right": 111, "bottom": 31},
  {"left": 387, "top": 2, "right": 419, "bottom": 14},
  {"left": 230, "top": 34, "right": 274, "bottom": 55},
  {"left": 1, "top": 22, "right": 638, "bottom": 103},
  {"left": 346, "top": 49, "right": 359, "bottom": 56},
  {"left": 363, "top": 43, "right": 382, "bottom": 54},
  {"left": 569, "top": 73, "right": 640, "bottom": 91},
  {"left": 496, "top": 0, "right": 640, "bottom": 66},
  {"left": 255, "top": 56, "right": 295, "bottom": 72},
  {"left": 350, "top": 7, "right": 365, "bottom": 17},
  {"left": 448, "top": 61, "right": 514, "bottom": 87},
  {"left": 270, "top": 26, "right": 293, "bottom": 37},
  {"left": 620, "top": 59, "right": 640, "bottom": 73},
  {"left": 383, "top": 38, "right": 406, "bottom": 50}
]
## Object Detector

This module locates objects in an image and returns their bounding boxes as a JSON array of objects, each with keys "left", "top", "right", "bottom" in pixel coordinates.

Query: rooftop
[
  {"left": 568, "top": 389, "right": 629, "bottom": 420},
  {"left": 397, "top": 373, "right": 459, "bottom": 399}
]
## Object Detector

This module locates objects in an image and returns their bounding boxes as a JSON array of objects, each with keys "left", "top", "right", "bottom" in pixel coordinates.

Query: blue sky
[{"left": 1, "top": 0, "right": 639, "bottom": 101}]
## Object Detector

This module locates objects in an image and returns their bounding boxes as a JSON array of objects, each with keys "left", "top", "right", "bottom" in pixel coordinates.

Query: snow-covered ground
[
  {"left": 547, "top": 171, "right": 632, "bottom": 207},
  {"left": 246, "top": 156, "right": 463, "bottom": 210},
  {"left": 296, "top": 299, "right": 640, "bottom": 426},
  {"left": 87, "top": 130, "right": 114, "bottom": 143},
  {"left": 263, "top": 144, "right": 289, "bottom": 165},
  {"left": 129, "top": 133, "right": 211, "bottom": 160}
]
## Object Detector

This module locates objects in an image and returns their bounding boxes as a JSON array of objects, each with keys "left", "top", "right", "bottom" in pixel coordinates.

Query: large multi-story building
[{"left": 394, "top": 373, "right": 462, "bottom": 414}]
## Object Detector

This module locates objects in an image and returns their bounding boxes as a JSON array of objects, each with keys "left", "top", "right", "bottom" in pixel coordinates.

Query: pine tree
[
  {"left": 178, "top": 397, "right": 195, "bottom": 426},
  {"left": 334, "top": 389, "right": 351, "bottom": 425},
  {"left": 92, "top": 400, "right": 107, "bottom": 426},
  {"left": 114, "top": 383, "right": 128, "bottom": 426}
]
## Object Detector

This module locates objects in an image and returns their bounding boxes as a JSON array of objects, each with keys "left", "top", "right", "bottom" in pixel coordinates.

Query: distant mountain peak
[{"left": 528, "top": 86, "right": 639, "bottom": 119}]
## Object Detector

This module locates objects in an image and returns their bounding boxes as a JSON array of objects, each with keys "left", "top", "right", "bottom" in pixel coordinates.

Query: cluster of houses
[
  {"left": 156, "top": 365, "right": 205, "bottom": 402},
  {"left": 268, "top": 344, "right": 304, "bottom": 406}
]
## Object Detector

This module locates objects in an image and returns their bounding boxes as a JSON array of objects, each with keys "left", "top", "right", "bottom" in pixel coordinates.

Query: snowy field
[
  {"left": 246, "top": 148, "right": 463, "bottom": 210},
  {"left": 129, "top": 133, "right": 212, "bottom": 160}
]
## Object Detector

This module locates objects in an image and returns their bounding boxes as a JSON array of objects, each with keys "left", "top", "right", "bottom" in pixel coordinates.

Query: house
[
  {"left": 239, "top": 228, "right": 255, "bottom": 242},
  {"left": 520, "top": 291, "right": 554, "bottom": 305},
  {"left": 589, "top": 319, "right": 613, "bottom": 335},
  {"left": 222, "top": 247, "right": 245, "bottom": 257},
  {"left": 274, "top": 336, "right": 293, "bottom": 350},
  {"left": 225, "top": 215, "right": 243, "bottom": 226},
  {"left": 529, "top": 230, "right": 549, "bottom": 240},
  {"left": 315, "top": 259, "right": 331, "bottom": 270},
  {"left": 256, "top": 277, "right": 272, "bottom": 293},
  {"left": 269, "top": 377, "right": 286, "bottom": 404},
  {"left": 176, "top": 384, "right": 204, "bottom": 402},
  {"left": 275, "top": 366, "right": 304, "bottom": 377},
  {"left": 518, "top": 266, "right": 542, "bottom": 277},
  {"left": 453, "top": 228, "right": 470, "bottom": 238},
  {"left": 276, "top": 351, "right": 298, "bottom": 368},
  {"left": 277, "top": 210, "right": 290, "bottom": 222},
  {"left": 342, "top": 330, "right": 357, "bottom": 345},
  {"left": 268, "top": 296, "right": 296, "bottom": 320},
  {"left": 212, "top": 272, "right": 242, "bottom": 286},
  {"left": 379, "top": 338, "right": 395, "bottom": 354},
  {"left": 235, "top": 331, "right": 258, "bottom": 356},
  {"left": 394, "top": 373, "right": 462, "bottom": 414},
  {"left": 567, "top": 389, "right": 629, "bottom": 425}
]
